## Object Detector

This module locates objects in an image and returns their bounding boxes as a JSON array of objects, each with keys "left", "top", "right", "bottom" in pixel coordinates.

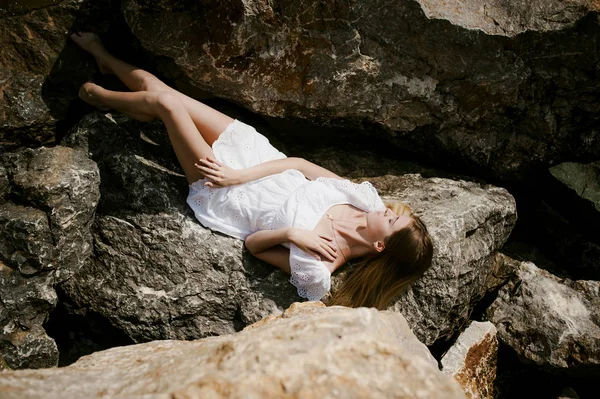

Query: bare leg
[
  {"left": 70, "top": 32, "right": 234, "bottom": 146},
  {"left": 82, "top": 84, "right": 215, "bottom": 185}
]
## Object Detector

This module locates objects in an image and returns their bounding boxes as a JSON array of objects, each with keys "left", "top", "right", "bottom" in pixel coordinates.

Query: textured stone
[
  {"left": 59, "top": 112, "right": 516, "bottom": 348},
  {"left": 486, "top": 261, "right": 600, "bottom": 377},
  {"left": 0, "top": 0, "right": 115, "bottom": 150},
  {"left": 418, "top": 0, "right": 599, "bottom": 36},
  {"left": 0, "top": 302, "right": 467, "bottom": 399},
  {"left": 549, "top": 161, "right": 600, "bottom": 214},
  {"left": 441, "top": 321, "right": 498, "bottom": 399},
  {"left": 121, "top": 0, "right": 600, "bottom": 182},
  {"left": 0, "top": 146, "right": 100, "bottom": 369}
]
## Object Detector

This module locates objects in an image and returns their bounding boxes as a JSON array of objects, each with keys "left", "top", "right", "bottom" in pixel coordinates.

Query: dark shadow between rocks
[{"left": 43, "top": 287, "right": 135, "bottom": 367}]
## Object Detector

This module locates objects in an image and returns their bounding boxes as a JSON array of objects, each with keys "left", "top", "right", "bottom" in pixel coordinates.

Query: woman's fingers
[
  {"left": 195, "top": 164, "right": 224, "bottom": 179},
  {"left": 319, "top": 244, "right": 337, "bottom": 261},
  {"left": 197, "top": 159, "right": 220, "bottom": 170},
  {"left": 207, "top": 156, "right": 222, "bottom": 166}
]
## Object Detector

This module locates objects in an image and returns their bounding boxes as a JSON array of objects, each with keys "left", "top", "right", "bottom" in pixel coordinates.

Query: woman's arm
[
  {"left": 245, "top": 228, "right": 293, "bottom": 255},
  {"left": 297, "top": 158, "right": 343, "bottom": 181},
  {"left": 251, "top": 246, "right": 291, "bottom": 274},
  {"left": 240, "top": 157, "right": 304, "bottom": 183},
  {"left": 196, "top": 156, "right": 343, "bottom": 187},
  {"left": 246, "top": 228, "right": 338, "bottom": 261}
]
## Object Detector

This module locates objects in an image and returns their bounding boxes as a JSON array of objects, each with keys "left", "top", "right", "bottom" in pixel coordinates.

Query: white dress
[{"left": 187, "top": 119, "right": 386, "bottom": 301}]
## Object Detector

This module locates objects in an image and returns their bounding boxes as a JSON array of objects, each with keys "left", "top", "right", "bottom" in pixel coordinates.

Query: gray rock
[
  {"left": 486, "top": 261, "right": 600, "bottom": 377},
  {"left": 121, "top": 0, "right": 600, "bottom": 181},
  {"left": 418, "top": 0, "right": 598, "bottom": 36},
  {"left": 0, "top": 164, "right": 8, "bottom": 204},
  {"left": 549, "top": 161, "right": 600, "bottom": 213},
  {"left": 60, "top": 112, "right": 516, "bottom": 348},
  {"left": 0, "top": 146, "right": 100, "bottom": 369},
  {"left": 441, "top": 321, "right": 498, "bottom": 399},
  {"left": 0, "top": 302, "right": 467, "bottom": 399}
]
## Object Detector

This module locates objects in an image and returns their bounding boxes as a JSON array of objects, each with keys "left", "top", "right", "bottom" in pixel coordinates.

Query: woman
[{"left": 70, "top": 32, "right": 433, "bottom": 310}]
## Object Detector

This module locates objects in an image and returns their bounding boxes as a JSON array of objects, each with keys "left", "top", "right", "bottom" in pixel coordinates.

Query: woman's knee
[{"left": 152, "top": 91, "right": 183, "bottom": 114}]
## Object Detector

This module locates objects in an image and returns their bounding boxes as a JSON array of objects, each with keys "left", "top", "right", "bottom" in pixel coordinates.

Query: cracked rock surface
[
  {"left": 486, "top": 260, "right": 600, "bottom": 377},
  {"left": 0, "top": 146, "right": 100, "bottom": 369},
  {"left": 0, "top": 302, "right": 467, "bottom": 399}
]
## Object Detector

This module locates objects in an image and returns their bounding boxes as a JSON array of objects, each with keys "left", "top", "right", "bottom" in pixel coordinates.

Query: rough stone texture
[
  {"left": 121, "top": 0, "right": 600, "bottom": 182},
  {"left": 0, "top": 0, "right": 116, "bottom": 151},
  {"left": 58, "top": 111, "right": 516, "bottom": 348},
  {"left": 485, "top": 261, "right": 600, "bottom": 378},
  {"left": 0, "top": 163, "right": 8, "bottom": 204},
  {"left": 418, "top": 0, "right": 599, "bottom": 36},
  {"left": 549, "top": 161, "right": 600, "bottom": 214},
  {"left": 0, "top": 302, "right": 467, "bottom": 399},
  {"left": 0, "top": 146, "right": 100, "bottom": 369},
  {"left": 441, "top": 320, "right": 498, "bottom": 399}
]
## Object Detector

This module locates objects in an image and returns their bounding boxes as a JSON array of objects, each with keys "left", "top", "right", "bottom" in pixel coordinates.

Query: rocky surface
[
  {"left": 0, "top": 0, "right": 126, "bottom": 151},
  {"left": 122, "top": 0, "right": 600, "bottom": 182},
  {"left": 441, "top": 321, "right": 498, "bottom": 399},
  {"left": 486, "top": 260, "right": 600, "bottom": 378},
  {"left": 549, "top": 161, "right": 600, "bottom": 214},
  {"left": 56, "top": 111, "right": 516, "bottom": 349},
  {"left": 0, "top": 146, "right": 100, "bottom": 369},
  {"left": 0, "top": 302, "right": 467, "bottom": 399},
  {"left": 418, "top": 0, "right": 599, "bottom": 36}
]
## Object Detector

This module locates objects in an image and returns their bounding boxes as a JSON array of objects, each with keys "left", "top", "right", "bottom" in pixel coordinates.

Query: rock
[
  {"left": 0, "top": 0, "right": 117, "bottom": 151},
  {"left": 485, "top": 261, "right": 600, "bottom": 377},
  {"left": 0, "top": 146, "right": 100, "bottom": 369},
  {"left": 0, "top": 164, "right": 8, "bottom": 204},
  {"left": 121, "top": 0, "right": 600, "bottom": 182},
  {"left": 549, "top": 161, "right": 600, "bottom": 214},
  {"left": 59, "top": 111, "right": 516, "bottom": 349},
  {"left": 0, "top": 302, "right": 467, "bottom": 399},
  {"left": 418, "top": 0, "right": 598, "bottom": 36},
  {"left": 556, "top": 386, "right": 580, "bottom": 399},
  {"left": 441, "top": 321, "right": 498, "bottom": 399}
]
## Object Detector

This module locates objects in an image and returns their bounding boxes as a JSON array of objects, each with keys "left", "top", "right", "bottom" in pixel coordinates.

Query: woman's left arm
[{"left": 195, "top": 156, "right": 342, "bottom": 187}]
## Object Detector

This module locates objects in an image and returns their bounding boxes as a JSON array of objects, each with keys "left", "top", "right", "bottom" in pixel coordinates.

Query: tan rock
[
  {"left": 0, "top": 302, "right": 467, "bottom": 399},
  {"left": 441, "top": 321, "right": 498, "bottom": 399}
]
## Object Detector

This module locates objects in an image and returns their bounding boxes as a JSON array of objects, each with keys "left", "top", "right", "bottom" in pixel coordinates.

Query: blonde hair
[{"left": 325, "top": 201, "right": 433, "bottom": 310}]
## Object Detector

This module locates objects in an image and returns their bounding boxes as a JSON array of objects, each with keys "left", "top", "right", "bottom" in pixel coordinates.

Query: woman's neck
[{"left": 329, "top": 211, "right": 376, "bottom": 262}]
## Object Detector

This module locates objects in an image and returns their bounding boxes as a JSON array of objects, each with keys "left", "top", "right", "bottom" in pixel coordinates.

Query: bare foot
[
  {"left": 70, "top": 32, "right": 113, "bottom": 75},
  {"left": 78, "top": 82, "right": 111, "bottom": 111}
]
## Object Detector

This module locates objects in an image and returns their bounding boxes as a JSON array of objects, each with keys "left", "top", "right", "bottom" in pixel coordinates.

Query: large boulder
[
  {"left": 0, "top": 146, "right": 100, "bottom": 369},
  {"left": 121, "top": 0, "right": 600, "bottom": 181},
  {"left": 58, "top": 111, "right": 516, "bottom": 348},
  {"left": 0, "top": 302, "right": 467, "bottom": 399},
  {"left": 485, "top": 260, "right": 600, "bottom": 378}
]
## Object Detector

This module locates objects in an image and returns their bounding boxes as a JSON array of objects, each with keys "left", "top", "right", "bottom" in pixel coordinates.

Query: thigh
[{"left": 155, "top": 88, "right": 235, "bottom": 147}]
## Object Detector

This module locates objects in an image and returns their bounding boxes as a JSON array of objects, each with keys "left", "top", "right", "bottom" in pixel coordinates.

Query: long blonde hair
[{"left": 325, "top": 201, "right": 433, "bottom": 310}]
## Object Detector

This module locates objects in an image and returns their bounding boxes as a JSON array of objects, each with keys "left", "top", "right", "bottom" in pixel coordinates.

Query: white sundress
[{"left": 186, "top": 119, "right": 387, "bottom": 301}]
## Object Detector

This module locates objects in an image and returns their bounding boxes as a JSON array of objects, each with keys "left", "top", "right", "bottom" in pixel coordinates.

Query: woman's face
[{"left": 366, "top": 208, "right": 412, "bottom": 248}]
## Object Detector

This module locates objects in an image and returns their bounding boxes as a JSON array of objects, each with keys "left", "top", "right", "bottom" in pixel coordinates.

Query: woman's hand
[
  {"left": 194, "top": 156, "right": 244, "bottom": 188},
  {"left": 288, "top": 228, "right": 338, "bottom": 262}
]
